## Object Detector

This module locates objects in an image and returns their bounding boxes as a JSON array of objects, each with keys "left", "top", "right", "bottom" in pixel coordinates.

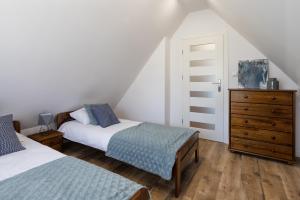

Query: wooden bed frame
[
  {"left": 56, "top": 112, "right": 199, "bottom": 197},
  {"left": 13, "top": 121, "right": 21, "bottom": 133},
  {"left": 12, "top": 120, "right": 150, "bottom": 200}
]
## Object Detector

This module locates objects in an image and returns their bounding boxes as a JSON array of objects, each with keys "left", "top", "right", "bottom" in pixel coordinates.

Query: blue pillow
[
  {"left": 90, "top": 104, "right": 120, "bottom": 128},
  {"left": 0, "top": 114, "right": 25, "bottom": 156},
  {"left": 84, "top": 104, "right": 99, "bottom": 125}
]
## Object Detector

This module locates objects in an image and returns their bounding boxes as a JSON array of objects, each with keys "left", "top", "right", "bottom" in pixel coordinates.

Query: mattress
[
  {"left": 0, "top": 133, "right": 65, "bottom": 181},
  {"left": 58, "top": 119, "right": 141, "bottom": 152}
]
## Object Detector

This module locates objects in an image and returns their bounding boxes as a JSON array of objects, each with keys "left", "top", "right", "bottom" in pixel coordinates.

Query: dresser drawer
[
  {"left": 231, "top": 114, "right": 293, "bottom": 133},
  {"left": 42, "top": 137, "right": 62, "bottom": 147},
  {"left": 231, "top": 126, "right": 292, "bottom": 145},
  {"left": 231, "top": 137, "right": 293, "bottom": 161},
  {"left": 231, "top": 102, "right": 293, "bottom": 119},
  {"left": 231, "top": 91, "right": 293, "bottom": 105}
]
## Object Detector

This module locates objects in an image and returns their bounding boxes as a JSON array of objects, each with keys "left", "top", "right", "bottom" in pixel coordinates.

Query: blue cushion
[
  {"left": 84, "top": 104, "right": 99, "bottom": 125},
  {"left": 0, "top": 114, "right": 25, "bottom": 156},
  {"left": 90, "top": 104, "right": 120, "bottom": 128}
]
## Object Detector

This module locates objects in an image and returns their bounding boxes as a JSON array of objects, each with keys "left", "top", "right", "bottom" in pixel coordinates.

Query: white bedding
[
  {"left": 59, "top": 119, "right": 141, "bottom": 152},
  {"left": 0, "top": 133, "right": 65, "bottom": 181}
]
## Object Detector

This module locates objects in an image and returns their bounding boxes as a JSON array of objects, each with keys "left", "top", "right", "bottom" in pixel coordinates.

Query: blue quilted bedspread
[
  {"left": 0, "top": 156, "right": 144, "bottom": 200},
  {"left": 106, "top": 123, "right": 196, "bottom": 180}
]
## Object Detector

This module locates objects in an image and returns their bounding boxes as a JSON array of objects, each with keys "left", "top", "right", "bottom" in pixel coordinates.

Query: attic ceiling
[
  {"left": 1, "top": 0, "right": 297, "bottom": 128},
  {"left": 0, "top": 0, "right": 204, "bottom": 128},
  {"left": 205, "top": 0, "right": 300, "bottom": 86}
]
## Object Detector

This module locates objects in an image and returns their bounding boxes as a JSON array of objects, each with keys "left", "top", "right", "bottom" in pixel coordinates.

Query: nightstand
[{"left": 29, "top": 130, "right": 63, "bottom": 152}]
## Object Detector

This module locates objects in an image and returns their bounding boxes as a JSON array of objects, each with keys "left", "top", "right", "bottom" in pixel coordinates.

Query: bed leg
[
  {"left": 195, "top": 148, "right": 199, "bottom": 163},
  {"left": 195, "top": 139, "right": 199, "bottom": 163},
  {"left": 174, "top": 159, "right": 181, "bottom": 198}
]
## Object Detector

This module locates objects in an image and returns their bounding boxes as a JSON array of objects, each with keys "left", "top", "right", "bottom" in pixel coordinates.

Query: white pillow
[{"left": 70, "top": 108, "right": 90, "bottom": 125}]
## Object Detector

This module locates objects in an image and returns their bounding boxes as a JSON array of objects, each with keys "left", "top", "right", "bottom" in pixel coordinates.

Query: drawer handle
[
  {"left": 272, "top": 122, "right": 276, "bottom": 127},
  {"left": 272, "top": 136, "right": 276, "bottom": 140},
  {"left": 244, "top": 132, "right": 249, "bottom": 136},
  {"left": 244, "top": 108, "right": 249, "bottom": 111},
  {"left": 272, "top": 149, "right": 276, "bottom": 153},
  {"left": 272, "top": 97, "right": 277, "bottom": 100},
  {"left": 244, "top": 95, "right": 248, "bottom": 99},
  {"left": 245, "top": 120, "right": 249, "bottom": 124}
]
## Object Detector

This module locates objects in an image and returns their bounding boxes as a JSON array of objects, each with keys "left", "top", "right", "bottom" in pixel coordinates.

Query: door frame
[{"left": 180, "top": 32, "right": 229, "bottom": 144}]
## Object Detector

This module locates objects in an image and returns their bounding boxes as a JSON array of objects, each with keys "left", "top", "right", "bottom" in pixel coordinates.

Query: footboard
[
  {"left": 174, "top": 131, "right": 199, "bottom": 197},
  {"left": 130, "top": 188, "right": 150, "bottom": 200}
]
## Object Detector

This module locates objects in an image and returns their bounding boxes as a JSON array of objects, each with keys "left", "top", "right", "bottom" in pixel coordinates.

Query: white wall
[
  {"left": 169, "top": 10, "right": 300, "bottom": 156},
  {"left": 0, "top": 0, "right": 189, "bottom": 128},
  {"left": 206, "top": 0, "right": 300, "bottom": 87},
  {"left": 115, "top": 38, "right": 167, "bottom": 124}
]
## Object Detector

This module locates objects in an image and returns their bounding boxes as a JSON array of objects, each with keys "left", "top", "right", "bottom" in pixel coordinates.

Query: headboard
[
  {"left": 13, "top": 121, "right": 21, "bottom": 133},
  {"left": 55, "top": 111, "right": 74, "bottom": 129}
]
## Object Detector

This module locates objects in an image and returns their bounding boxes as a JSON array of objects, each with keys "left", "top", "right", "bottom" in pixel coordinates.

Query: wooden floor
[{"left": 63, "top": 139, "right": 300, "bottom": 200}]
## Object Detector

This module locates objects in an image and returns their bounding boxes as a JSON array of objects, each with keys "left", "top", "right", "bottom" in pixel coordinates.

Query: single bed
[
  {"left": 0, "top": 121, "right": 150, "bottom": 200},
  {"left": 60, "top": 119, "right": 141, "bottom": 152},
  {"left": 56, "top": 112, "right": 199, "bottom": 197}
]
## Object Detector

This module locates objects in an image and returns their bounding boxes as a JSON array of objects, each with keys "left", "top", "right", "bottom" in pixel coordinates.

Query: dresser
[{"left": 229, "top": 89, "right": 296, "bottom": 163}]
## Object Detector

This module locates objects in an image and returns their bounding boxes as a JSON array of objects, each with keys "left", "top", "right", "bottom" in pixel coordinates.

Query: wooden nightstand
[{"left": 29, "top": 130, "right": 63, "bottom": 152}]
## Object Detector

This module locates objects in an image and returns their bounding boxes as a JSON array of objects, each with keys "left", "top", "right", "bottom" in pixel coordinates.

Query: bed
[
  {"left": 56, "top": 112, "right": 199, "bottom": 197},
  {"left": 0, "top": 121, "right": 150, "bottom": 200}
]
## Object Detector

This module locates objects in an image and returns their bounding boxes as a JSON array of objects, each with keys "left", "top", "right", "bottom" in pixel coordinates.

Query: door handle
[{"left": 212, "top": 79, "right": 222, "bottom": 92}]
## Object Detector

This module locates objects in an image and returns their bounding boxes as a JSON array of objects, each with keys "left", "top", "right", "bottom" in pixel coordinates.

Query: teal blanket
[
  {"left": 106, "top": 123, "right": 196, "bottom": 180},
  {"left": 0, "top": 157, "right": 144, "bottom": 200}
]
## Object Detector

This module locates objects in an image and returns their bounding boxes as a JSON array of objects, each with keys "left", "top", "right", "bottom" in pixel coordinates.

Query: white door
[{"left": 182, "top": 35, "right": 224, "bottom": 142}]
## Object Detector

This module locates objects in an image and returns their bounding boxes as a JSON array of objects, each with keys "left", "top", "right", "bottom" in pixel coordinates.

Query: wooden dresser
[{"left": 229, "top": 89, "right": 296, "bottom": 163}]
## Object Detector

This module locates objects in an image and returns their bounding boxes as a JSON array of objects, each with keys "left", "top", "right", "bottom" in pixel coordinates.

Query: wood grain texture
[
  {"left": 231, "top": 126, "right": 292, "bottom": 145},
  {"left": 230, "top": 90, "right": 293, "bottom": 105},
  {"left": 229, "top": 89, "right": 296, "bottom": 163},
  {"left": 231, "top": 137, "right": 293, "bottom": 161},
  {"left": 231, "top": 102, "right": 293, "bottom": 119},
  {"left": 63, "top": 139, "right": 300, "bottom": 200},
  {"left": 55, "top": 111, "right": 74, "bottom": 128},
  {"left": 29, "top": 130, "right": 63, "bottom": 152},
  {"left": 231, "top": 114, "right": 293, "bottom": 133},
  {"left": 130, "top": 188, "right": 151, "bottom": 200}
]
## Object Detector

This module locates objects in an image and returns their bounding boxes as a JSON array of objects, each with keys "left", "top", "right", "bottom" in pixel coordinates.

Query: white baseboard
[{"left": 296, "top": 150, "right": 300, "bottom": 158}]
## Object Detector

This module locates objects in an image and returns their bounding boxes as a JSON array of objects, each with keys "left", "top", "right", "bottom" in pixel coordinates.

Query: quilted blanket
[
  {"left": 0, "top": 156, "right": 144, "bottom": 200},
  {"left": 106, "top": 123, "right": 196, "bottom": 180}
]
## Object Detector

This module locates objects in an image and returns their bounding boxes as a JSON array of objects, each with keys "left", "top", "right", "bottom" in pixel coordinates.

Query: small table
[{"left": 28, "top": 130, "right": 63, "bottom": 152}]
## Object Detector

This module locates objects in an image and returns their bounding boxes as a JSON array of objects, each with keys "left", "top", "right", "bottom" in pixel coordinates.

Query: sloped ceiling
[
  {"left": 6, "top": 0, "right": 296, "bottom": 128},
  {"left": 205, "top": 0, "right": 300, "bottom": 86},
  {"left": 0, "top": 0, "right": 206, "bottom": 128}
]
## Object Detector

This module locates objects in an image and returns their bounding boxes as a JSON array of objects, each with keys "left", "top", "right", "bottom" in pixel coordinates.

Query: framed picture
[{"left": 238, "top": 59, "right": 269, "bottom": 89}]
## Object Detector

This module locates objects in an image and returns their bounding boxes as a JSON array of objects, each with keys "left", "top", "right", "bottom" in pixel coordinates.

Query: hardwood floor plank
[
  {"left": 240, "top": 156, "right": 264, "bottom": 200},
  {"left": 215, "top": 153, "right": 243, "bottom": 200},
  {"left": 183, "top": 140, "right": 217, "bottom": 199},
  {"left": 278, "top": 163, "right": 300, "bottom": 200},
  {"left": 193, "top": 142, "right": 228, "bottom": 200},
  {"left": 258, "top": 159, "right": 288, "bottom": 200}
]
